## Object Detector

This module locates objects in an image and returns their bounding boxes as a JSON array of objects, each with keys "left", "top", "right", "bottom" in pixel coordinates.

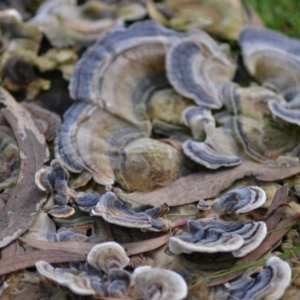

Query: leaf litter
[{"left": 0, "top": 2, "right": 300, "bottom": 299}]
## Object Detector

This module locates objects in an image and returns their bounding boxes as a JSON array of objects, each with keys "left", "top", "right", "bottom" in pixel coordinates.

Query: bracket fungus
[
  {"left": 69, "top": 21, "right": 183, "bottom": 132},
  {"left": 183, "top": 139, "right": 242, "bottom": 169},
  {"left": 239, "top": 26, "right": 300, "bottom": 99},
  {"left": 224, "top": 256, "right": 291, "bottom": 300},
  {"left": 147, "top": 0, "right": 261, "bottom": 40},
  {"left": 197, "top": 199, "right": 211, "bottom": 211},
  {"left": 91, "top": 192, "right": 169, "bottom": 232},
  {"left": 35, "top": 159, "right": 69, "bottom": 197},
  {"left": 222, "top": 82, "right": 282, "bottom": 120},
  {"left": 133, "top": 266, "right": 188, "bottom": 300},
  {"left": 166, "top": 36, "right": 236, "bottom": 109},
  {"left": 87, "top": 241, "right": 129, "bottom": 273},
  {"left": 232, "top": 115, "right": 299, "bottom": 162},
  {"left": 212, "top": 186, "right": 266, "bottom": 215},
  {"left": 35, "top": 159, "right": 76, "bottom": 218},
  {"left": 169, "top": 218, "right": 267, "bottom": 257},
  {"left": 36, "top": 261, "right": 96, "bottom": 295},
  {"left": 268, "top": 99, "right": 300, "bottom": 127},
  {"left": 30, "top": 0, "right": 146, "bottom": 47},
  {"left": 75, "top": 192, "right": 100, "bottom": 213},
  {"left": 56, "top": 103, "right": 184, "bottom": 191}
]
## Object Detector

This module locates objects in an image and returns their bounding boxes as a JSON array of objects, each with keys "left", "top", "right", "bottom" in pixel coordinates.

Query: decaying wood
[
  {"left": 0, "top": 250, "right": 85, "bottom": 276},
  {"left": 0, "top": 87, "right": 48, "bottom": 248},
  {"left": 121, "top": 161, "right": 300, "bottom": 206},
  {"left": 20, "top": 234, "right": 170, "bottom": 257}
]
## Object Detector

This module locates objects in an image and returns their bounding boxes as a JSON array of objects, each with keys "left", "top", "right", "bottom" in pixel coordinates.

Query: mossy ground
[{"left": 248, "top": 0, "right": 300, "bottom": 37}]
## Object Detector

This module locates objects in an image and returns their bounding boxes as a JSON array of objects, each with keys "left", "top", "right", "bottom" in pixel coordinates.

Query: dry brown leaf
[
  {"left": 264, "top": 185, "right": 288, "bottom": 230},
  {"left": 0, "top": 88, "right": 48, "bottom": 247},
  {"left": 1, "top": 241, "right": 18, "bottom": 259},
  {"left": 20, "top": 234, "right": 170, "bottom": 257},
  {"left": 120, "top": 161, "right": 300, "bottom": 206},
  {"left": 122, "top": 234, "right": 170, "bottom": 256},
  {"left": 0, "top": 250, "right": 85, "bottom": 276},
  {"left": 19, "top": 237, "right": 96, "bottom": 255}
]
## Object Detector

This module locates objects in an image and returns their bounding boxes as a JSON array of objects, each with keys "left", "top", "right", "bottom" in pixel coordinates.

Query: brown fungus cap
[{"left": 87, "top": 242, "right": 129, "bottom": 274}]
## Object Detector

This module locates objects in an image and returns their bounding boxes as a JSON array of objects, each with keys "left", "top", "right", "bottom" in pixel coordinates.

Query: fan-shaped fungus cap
[
  {"left": 239, "top": 26, "right": 300, "bottom": 96},
  {"left": 231, "top": 220, "right": 267, "bottom": 257},
  {"left": 91, "top": 192, "right": 169, "bottom": 231},
  {"left": 106, "top": 269, "right": 131, "bottom": 298},
  {"left": 35, "top": 159, "right": 69, "bottom": 194},
  {"left": 169, "top": 218, "right": 267, "bottom": 257},
  {"left": 87, "top": 242, "right": 129, "bottom": 274},
  {"left": 182, "top": 139, "right": 242, "bottom": 169},
  {"left": 268, "top": 100, "right": 300, "bottom": 126},
  {"left": 36, "top": 260, "right": 96, "bottom": 295},
  {"left": 212, "top": 186, "right": 266, "bottom": 215},
  {"left": 166, "top": 37, "right": 235, "bottom": 109},
  {"left": 69, "top": 21, "right": 183, "bottom": 133},
  {"left": 232, "top": 115, "right": 299, "bottom": 162},
  {"left": 221, "top": 82, "right": 282, "bottom": 120},
  {"left": 56, "top": 103, "right": 183, "bottom": 192},
  {"left": 197, "top": 199, "right": 211, "bottom": 211},
  {"left": 169, "top": 220, "right": 244, "bottom": 255},
  {"left": 48, "top": 204, "right": 75, "bottom": 218},
  {"left": 228, "top": 256, "right": 291, "bottom": 300},
  {"left": 75, "top": 193, "right": 101, "bottom": 213},
  {"left": 133, "top": 266, "right": 187, "bottom": 300}
]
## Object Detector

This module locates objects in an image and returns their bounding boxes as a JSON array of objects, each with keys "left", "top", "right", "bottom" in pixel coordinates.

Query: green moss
[{"left": 247, "top": 0, "right": 300, "bottom": 37}]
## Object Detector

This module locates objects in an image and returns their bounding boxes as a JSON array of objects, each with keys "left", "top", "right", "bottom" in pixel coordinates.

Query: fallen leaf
[
  {"left": 120, "top": 161, "right": 300, "bottom": 206},
  {"left": 20, "top": 234, "right": 170, "bottom": 257},
  {"left": 0, "top": 250, "right": 85, "bottom": 276},
  {"left": 1, "top": 241, "right": 18, "bottom": 259},
  {"left": 0, "top": 88, "right": 48, "bottom": 248},
  {"left": 264, "top": 185, "right": 288, "bottom": 230},
  {"left": 122, "top": 234, "right": 170, "bottom": 256}
]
